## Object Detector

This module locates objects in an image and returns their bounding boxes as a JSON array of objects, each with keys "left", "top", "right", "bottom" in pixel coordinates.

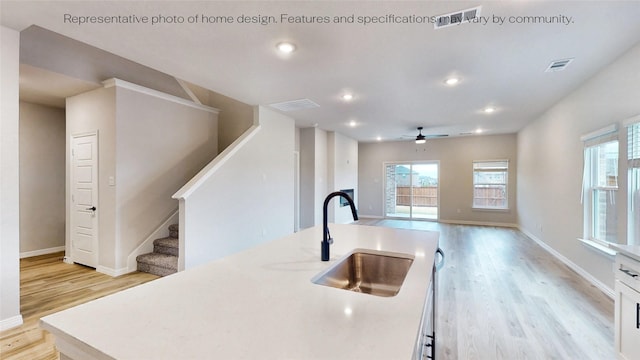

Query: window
[
  {"left": 472, "top": 160, "right": 508, "bottom": 209},
  {"left": 582, "top": 127, "right": 618, "bottom": 244},
  {"left": 627, "top": 119, "right": 640, "bottom": 245}
]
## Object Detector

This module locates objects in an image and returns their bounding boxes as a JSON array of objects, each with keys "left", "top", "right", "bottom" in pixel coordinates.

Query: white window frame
[
  {"left": 472, "top": 160, "right": 509, "bottom": 210},
  {"left": 581, "top": 124, "right": 619, "bottom": 246},
  {"left": 625, "top": 115, "right": 640, "bottom": 246}
]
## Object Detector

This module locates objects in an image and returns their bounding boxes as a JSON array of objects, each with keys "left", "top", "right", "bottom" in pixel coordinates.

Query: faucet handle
[{"left": 327, "top": 237, "right": 334, "bottom": 245}]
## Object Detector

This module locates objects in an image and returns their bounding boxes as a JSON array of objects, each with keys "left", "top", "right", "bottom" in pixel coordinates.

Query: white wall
[
  {"left": 180, "top": 106, "right": 294, "bottom": 269},
  {"left": 19, "top": 102, "right": 66, "bottom": 256},
  {"left": 328, "top": 132, "right": 359, "bottom": 224},
  {"left": 0, "top": 25, "right": 23, "bottom": 330},
  {"left": 66, "top": 81, "right": 218, "bottom": 274},
  {"left": 114, "top": 85, "right": 218, "bottom": 271},
  {"left": 359, "top": 134, "right": 518, "bottom": 225},
  {"left": 518, "top": 42, "right": 640, "bottom": 292}
]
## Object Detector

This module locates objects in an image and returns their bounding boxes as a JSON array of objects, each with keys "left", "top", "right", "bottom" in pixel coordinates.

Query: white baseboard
[
  {"left": 20, "top": 246, "right": 65, "bottom": 259},
  {"left": 97, "top": 265, "right": 132, "bottom": 277},
  {"left": 519, "top": 226, "right": 615, "bottom": 299},
  {"left": 357, "top": 215, "right": 384, "bottom": 220},
  {"left": 0, "top": 315, "right": 23, "bottom": 331},
  {"left": 439, "top": 219, "right": 518, "bottom": 228}
]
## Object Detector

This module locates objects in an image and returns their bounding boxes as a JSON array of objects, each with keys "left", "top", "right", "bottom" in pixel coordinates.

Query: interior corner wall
[
  {"left": 327, "top": 132, "right": 359, "bottom": 224},
  {"left": 19, "top": 102, "right": 65, "bottom": 255},
  {"left": 299, "top": 128, "right": 316, "bottom": 229},
  {"left": 314, "top": 129, "right": 328, "bottom": 226},
  {"left": 0, "top": 24, "right": 23, "bottom": 330},
  {"left": 358, "top": 134, "right": 518, "bottom": 225},
  {"left": 299, "top": 127, "right": 330, "bottom": 228},
  {"left": 207, "top": 91, "right": 253, "bottom": 152},
  {"left": 182, "top": 81, "right": 254, "bottom": 153},
  {"left": 182, "top": 106, "right": 294, "bottom": 269},
  {"left": 517, "top": 42, "right": 640, "bottom": 292}
]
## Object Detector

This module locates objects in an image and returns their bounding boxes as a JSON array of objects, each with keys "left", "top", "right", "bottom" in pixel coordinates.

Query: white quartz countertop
[{"left": 41, "top": 224, "right": 439, "bottom": 360}]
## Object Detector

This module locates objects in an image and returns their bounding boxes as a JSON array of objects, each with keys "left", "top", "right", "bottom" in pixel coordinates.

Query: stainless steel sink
[{"left": 311, "top": 249, "right": 414, "bottom": 297}]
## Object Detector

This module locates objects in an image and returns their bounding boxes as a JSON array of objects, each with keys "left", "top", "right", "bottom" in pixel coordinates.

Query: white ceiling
[{"left": 3, "top": 1, "right": 640, "bottom": 142}]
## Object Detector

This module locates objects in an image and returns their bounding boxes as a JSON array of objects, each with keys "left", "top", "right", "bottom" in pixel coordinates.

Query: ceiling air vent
[
  {"left": 269, "top": 98, "right": 320, "bottom": 112},
  {"left": 434, "top": 6, "right": 481, "bottom": 29},
  {"left": 545, "top": 58, "right": 574, "bottom": 72}
]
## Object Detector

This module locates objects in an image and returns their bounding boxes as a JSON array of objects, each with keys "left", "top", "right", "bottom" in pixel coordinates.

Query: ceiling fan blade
[{"left": 424, "top": 134, "right": 448, "bottom": 138}]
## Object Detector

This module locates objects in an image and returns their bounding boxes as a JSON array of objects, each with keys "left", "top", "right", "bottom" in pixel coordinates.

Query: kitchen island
[{"left": 41, "top": 224, "right": 440, "bottom": 359}]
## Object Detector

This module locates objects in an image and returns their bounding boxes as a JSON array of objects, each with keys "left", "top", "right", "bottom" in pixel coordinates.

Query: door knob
[{"left": 86, "top": 206, "right": 96, "bottom": 211}]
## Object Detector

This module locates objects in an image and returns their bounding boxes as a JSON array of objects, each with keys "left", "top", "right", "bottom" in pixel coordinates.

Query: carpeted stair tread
[
  {"left": 153, "top": 237, "right": 179, "bottom": 256},
  {"left": 136, "top": 223, "right": 180, "bottom": 276},
  {"left": 136, "top": 253, "right": 178, "bottom": 270},
  {"left": 153, "top": 237, "right": 178, "bottom": 248}
]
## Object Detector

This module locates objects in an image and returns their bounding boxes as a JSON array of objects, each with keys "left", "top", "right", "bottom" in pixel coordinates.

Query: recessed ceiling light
[
  {"left": 445, "top": 77, "right": 460, "bottom": 86},
  {"left": 276, "top": 42, "right": 296, "bottom": 54},
  {"left": 376, "top": 136, "right": 382, "bottom": 141},
  {"left": 348, "top": 120, "right": 357, "bottom": 127},
  {"left": 475, "top": 129, "right": 483, "bottom": 134},
  {"left": 484, "top": 107, "right": 496, "bottom": 113},
  {"left": 342, "top": 93, "right": 354, "bottom": 101}
]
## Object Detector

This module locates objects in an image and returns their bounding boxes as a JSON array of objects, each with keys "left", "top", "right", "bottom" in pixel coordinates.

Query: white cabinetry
[{"left": 614, "top": 253, "right": 640, "bottom": 360}]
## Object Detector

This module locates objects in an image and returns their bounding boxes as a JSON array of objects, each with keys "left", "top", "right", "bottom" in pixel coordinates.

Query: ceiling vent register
[
  {"left": 545, "top": 58, "right": 574, "bottom": 72},
  {"left": 269, "top": 98, "right": 320, "bottom": 112},
  {"left": 434, "top": 6, "right": 481, "bottom": 29}
]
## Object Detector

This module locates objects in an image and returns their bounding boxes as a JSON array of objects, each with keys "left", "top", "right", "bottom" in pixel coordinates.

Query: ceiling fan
[{"left": 403, "top": 127, "right": 448, "bottom": 144}]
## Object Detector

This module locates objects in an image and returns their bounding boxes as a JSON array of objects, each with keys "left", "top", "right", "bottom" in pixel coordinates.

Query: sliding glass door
[{"left": 384, "top": 162, "right": 439, "bottom": 220}]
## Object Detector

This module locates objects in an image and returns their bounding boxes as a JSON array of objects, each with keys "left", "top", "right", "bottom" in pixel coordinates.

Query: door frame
[
  {"left": 382, "top": 161, "right": 440, "bottom": 221},
  {"left": 68, "top": 130, "right": 99, "bottom": 267},
  {"left": 293, "top": 151, "right": 300, "bottom": 232}
]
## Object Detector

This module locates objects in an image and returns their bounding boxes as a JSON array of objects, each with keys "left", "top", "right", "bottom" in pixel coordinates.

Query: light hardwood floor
[
  {"left": 0, "top": 253, "right": 158, "bottom": 360},
  {"left": 360, "top": 219, "right": 614, "bottom": 360},
  {"left": 1, "top": 223, "right": 614, "bottom": 360}
]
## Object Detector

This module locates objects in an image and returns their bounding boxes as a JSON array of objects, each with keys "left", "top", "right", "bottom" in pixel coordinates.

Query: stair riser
[{"left": 153, "top": 244, "right": 179, "bottom": 257}]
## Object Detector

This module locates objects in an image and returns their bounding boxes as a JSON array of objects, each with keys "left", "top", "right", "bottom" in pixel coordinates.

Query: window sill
[
  {"left": 471, "top": 207, "right": 509, "bottom": 212},
  {"left": 577, "top": 238, "right": 616, "bottom": 258}
]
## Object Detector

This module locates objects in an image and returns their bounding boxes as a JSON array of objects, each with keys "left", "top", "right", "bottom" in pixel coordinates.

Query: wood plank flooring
[
  {"left": 1, "top": 223, "right": 614, "bottom": 359},
  {"left": 0, "top": 253, "right": 158, "bottom": 360},
  {"left": 359, "top": 219, "right": 614, "bottom": 360}
]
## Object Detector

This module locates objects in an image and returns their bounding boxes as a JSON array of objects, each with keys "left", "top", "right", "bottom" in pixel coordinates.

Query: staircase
[{"left": 136, "top": 224, "right": 179, "bottom": 276}]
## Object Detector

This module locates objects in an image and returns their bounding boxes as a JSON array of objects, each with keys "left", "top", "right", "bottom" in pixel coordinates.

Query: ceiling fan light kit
[{"left": 415, "top": 127, "right": 427, "bottom": 144}]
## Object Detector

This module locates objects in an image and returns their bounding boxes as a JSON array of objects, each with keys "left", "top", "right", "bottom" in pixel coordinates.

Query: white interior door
[{"left": 70, "top": 132, "right": 99, "bottom": 268}]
